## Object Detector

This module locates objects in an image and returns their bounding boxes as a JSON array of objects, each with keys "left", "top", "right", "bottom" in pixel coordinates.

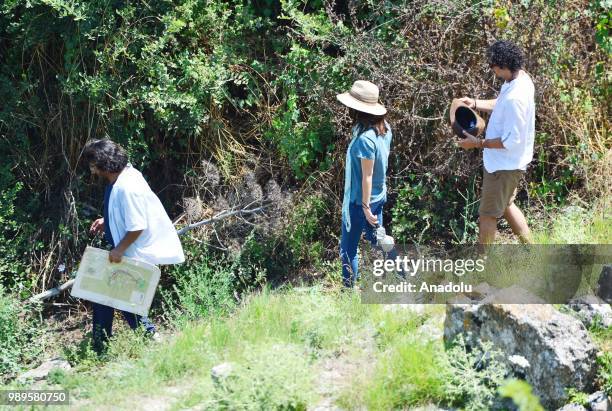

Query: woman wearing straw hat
[{"left": 337, "top": 80, "right": 398, "bottom": 288}]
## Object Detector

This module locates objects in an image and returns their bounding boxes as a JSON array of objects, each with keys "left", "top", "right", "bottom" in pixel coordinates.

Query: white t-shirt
[
  {"left": 108, "top": 165, "right": 185, "bottom": 265},
  {"left": 483, "top": 71, "right": 535, "bottom": 173}
]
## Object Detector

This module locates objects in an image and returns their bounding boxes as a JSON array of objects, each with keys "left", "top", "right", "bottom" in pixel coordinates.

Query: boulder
[
  {"left": 444, "top": 288, "right": 598, "bottom": 409},
  {"left": 587, "top": 391, "right": 612, "bottom": 411},
  {"left": 567, "top": 294, "right": 612, "bottom": 328},
  {"left": 556, "top": 405, "right": 587, "bottom": 411},
  {"left": 556, "top": 392, "right": 612, "bottom": 411},
  {"left": 17, "top": 358, "right": 71, "bottom": 383}
]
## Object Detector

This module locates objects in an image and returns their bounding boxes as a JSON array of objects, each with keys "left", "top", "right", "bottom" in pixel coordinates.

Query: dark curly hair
[
  {"left": 486, "top": 40, "right": 524, "bottom": 72},
  {"left": 82, "top": 139, "right": 128, "bottom": 173}
]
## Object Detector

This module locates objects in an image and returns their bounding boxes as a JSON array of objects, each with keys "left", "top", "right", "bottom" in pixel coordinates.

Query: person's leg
[
  {"left": 121, "top": 311, "right": 156, "bottom": 334},
  {"left": 92, "top": 303, "right": 115, "bottom": 354},
  {"left": 479, "top": 216, "right": 498, "bottom": 244},
  {"left": 478, "top": 170, "right": 504, "bottom": 245},
  {"left": 340, "top": 203, "right": 366, "bottom": 287},
  {"left": 503, "top": 203, "right": 531, "bottom": 243}
]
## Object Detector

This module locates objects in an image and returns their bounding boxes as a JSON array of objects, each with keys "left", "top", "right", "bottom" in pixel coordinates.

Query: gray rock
[
  {"left": 567, "top": 294, "right": 612, "bottom": 328},
  {"left": 444, "top": 288, "right": 598, "bottom": 410},
  {"left": 17, "top": 358, "right": 71, "bottom": 383},
  {"left": 596, "top": 265, "right": 612, "bottom": 303},
  {"left": 588, "top": 391, "right": 612, "bottom": 411},
  {"left": 556, "top": 405, "right": 587, "bottom": 411},
  {"left": 508, "top": 354, "right": 530, "bottom": 379}
]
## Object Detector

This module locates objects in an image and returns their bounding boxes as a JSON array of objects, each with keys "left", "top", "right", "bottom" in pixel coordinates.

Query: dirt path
[{"left": 311, "top": 326, "right": 377, "bottom": 411}]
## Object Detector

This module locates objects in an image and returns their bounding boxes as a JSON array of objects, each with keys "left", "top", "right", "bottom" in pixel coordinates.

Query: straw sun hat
[{"left": 336, "top": 80, "right": 387, "bottom": 116}]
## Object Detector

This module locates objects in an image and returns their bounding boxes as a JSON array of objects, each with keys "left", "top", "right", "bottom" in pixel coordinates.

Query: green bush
[
  {"left": 391, "top": 173, "right": 479, "bottom": 245},
  {"left": 444, "top": 336, "right": 511, "bottom": 411},
  {"left": 0, "top": 285, "right": 45, "bottom": 379},
  {"left": 266, "top": 93, "right": 335, "bottom": 179},
  {"left": 162, "top": 241, "right": 264, "bottom": 323},
  {"left": 205, "top": 344, "right": 313, "bottom": 410},
  {"left": 238, "top": 194, "right": 329, "bottom": 281},
  {"left": 0, "top": 179, "right": 38, "bottom": 292},
  {"left": 596, "top": 351, "right": 612, "bottom": 395},
  {"left": 498, "top": 379, "right": 544, "bottom": 411}
]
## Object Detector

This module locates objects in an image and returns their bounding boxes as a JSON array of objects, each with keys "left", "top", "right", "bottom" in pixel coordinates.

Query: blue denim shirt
[{"left": 348, "top": 123, "right": 392, "bottom": 204}]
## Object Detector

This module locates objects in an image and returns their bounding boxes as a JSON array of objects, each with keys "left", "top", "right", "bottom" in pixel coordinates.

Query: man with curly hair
[
  {"left": 83, "top": 139, "right": 184, "bottom": 353},
  {"left": 457, "top": 40, "right": 535, "bottom": 244}
]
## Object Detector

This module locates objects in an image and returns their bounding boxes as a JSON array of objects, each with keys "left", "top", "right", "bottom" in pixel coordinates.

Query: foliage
[
  {"left": 391, "top": 173, "right": 479, "bottom": 244},
  {"left": 0, "top": 0, "right": 609, "bottom": 297},
  {"left": 0, "top": 180, "right": 37, "bottom": 292},
  {"left": 595, "top": 351, "right": 612, "bottom": 395},
  {"left": 205, "top": 344, "right": 312, "bottom": 410},
  {"left": 0, "top": 285, "right": 45, "bottom": 379},
  {"left": 266, "top": 93, "right": 335, "bottom": 179},
  {"left": 498, "top": 379, "right": 544, "bottom": 411},
  {"left": 238, "top": 193, "right": 330, "bottom": 281},
  {"left": 564, "top": 387, "right": 590, "bottom": 407},
  {"left": 444, "top": 335, "right": 511, "bottom": 411},
  {"left": 284, "top": 194, "right": 329, "bottom": 265},
  {"left": 162, "top": 241, "right": 255, "bottom": 324}
]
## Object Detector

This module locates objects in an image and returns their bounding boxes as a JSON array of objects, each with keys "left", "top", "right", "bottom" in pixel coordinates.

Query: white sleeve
[
  {"left": 120, "top": 189, "right": 148, "bottom": 232},
  {"left": 501, "top": 98, "right": 527, "bottom": 152}
]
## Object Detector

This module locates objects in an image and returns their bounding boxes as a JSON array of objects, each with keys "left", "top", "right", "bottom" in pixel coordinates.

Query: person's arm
[
  {"left": 360, "top": 159, "right": 378, "bottom": 227},
  {"left": 457, "top": 132, "right": 505, "bottom": 150},
  {"left": 109, "top": 230, "right": 143, "bottom": 263},
  {"left": 459, "top": 97, "right": 497, "bottom": 114},
  {"left": 458, "top": 97, "right": 526, "bottom": 150}
]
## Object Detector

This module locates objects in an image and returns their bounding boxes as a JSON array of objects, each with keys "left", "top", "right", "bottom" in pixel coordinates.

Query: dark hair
[
  {"left": 486, "top": 40, "right": 524, "bottom": 72},
  {"left": 82, "top": 139, "right": 128, "bottom": 173},
  {"left": 349, "top": 109, "right": 388, "bottom": 136}
]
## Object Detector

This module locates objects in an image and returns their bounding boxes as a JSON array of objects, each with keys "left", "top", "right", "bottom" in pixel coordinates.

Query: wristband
[{"left": 362, "top": 202, "right": 370, "bottom": 210}]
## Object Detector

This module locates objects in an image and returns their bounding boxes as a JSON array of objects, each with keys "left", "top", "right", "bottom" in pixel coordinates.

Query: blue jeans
[
  {"left": 340, "top": 199, "right": 398, "bottom": 287},
  {"left": 92, "top": 302, "right": 156, "bottom": 353}
]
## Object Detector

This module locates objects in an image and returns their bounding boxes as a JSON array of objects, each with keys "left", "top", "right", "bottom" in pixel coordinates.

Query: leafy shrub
[
  {"left": 285, "top": 194, "right": 328, "bottom": 265},
  {"left": 0, "top": 180, "right": 38, "bottom": 292},
  {"left": 205, "top": 343, "right": 313, "bottom": 410},
  {"left": 498, "top": 379, "right": 544, "bottom": 411},
  {"left": 238, "top": 193, "right": 330, "bottom": 281},
  {"left": 595, "top": 351, "right": 612, "bottom": 395},
  {"left": 444, "top": 335, "right": 511, "bottom": 411},
  {"left": 391, "top": 173, "right": 479, "bottom": 245},
  {"left": 266, "top": 93, "right": 335, "bottom": 179},
  {"left": 162, "top": 242, "right": 247, "bottom": 323},
  {"left": 564, "top": 388, "right": 590, "bottom": 407},
  {"left": 0, "top": 285, "right": 45, "bottom": 379}
]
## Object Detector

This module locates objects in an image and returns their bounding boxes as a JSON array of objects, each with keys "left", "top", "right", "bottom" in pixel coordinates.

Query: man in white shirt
[
  {"left": 83, "top": 139, "right": 184, "bottom": 353},
  {"left": 457, "top": 40, "right": 535, "bottom": 244}
]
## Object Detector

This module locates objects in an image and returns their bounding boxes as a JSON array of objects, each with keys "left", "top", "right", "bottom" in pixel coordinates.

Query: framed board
[{"left": 71, "top": 246, "right": 160, "bottom": 316}]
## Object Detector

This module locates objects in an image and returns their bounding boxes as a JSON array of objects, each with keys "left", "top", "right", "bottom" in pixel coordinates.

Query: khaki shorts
[{"left": 479, "top": 169, "right": 524, "bottom": 218}]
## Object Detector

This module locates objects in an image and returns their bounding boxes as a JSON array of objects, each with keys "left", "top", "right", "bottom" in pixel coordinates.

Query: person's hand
[
  {"left": 109, "top": 247, "right": 124, "bottom": 263},
  {"left": 363, "top": 207, "right": 379, "bottom": 227},
  {"left": 457, "top": 130, "right": 480, "bottom": 150},
  {"left": 90, "top": 218, "right": 104, "bottom": 235},
  {"left": 459, "top": 97, "right": 476, "bottom": 108}
]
